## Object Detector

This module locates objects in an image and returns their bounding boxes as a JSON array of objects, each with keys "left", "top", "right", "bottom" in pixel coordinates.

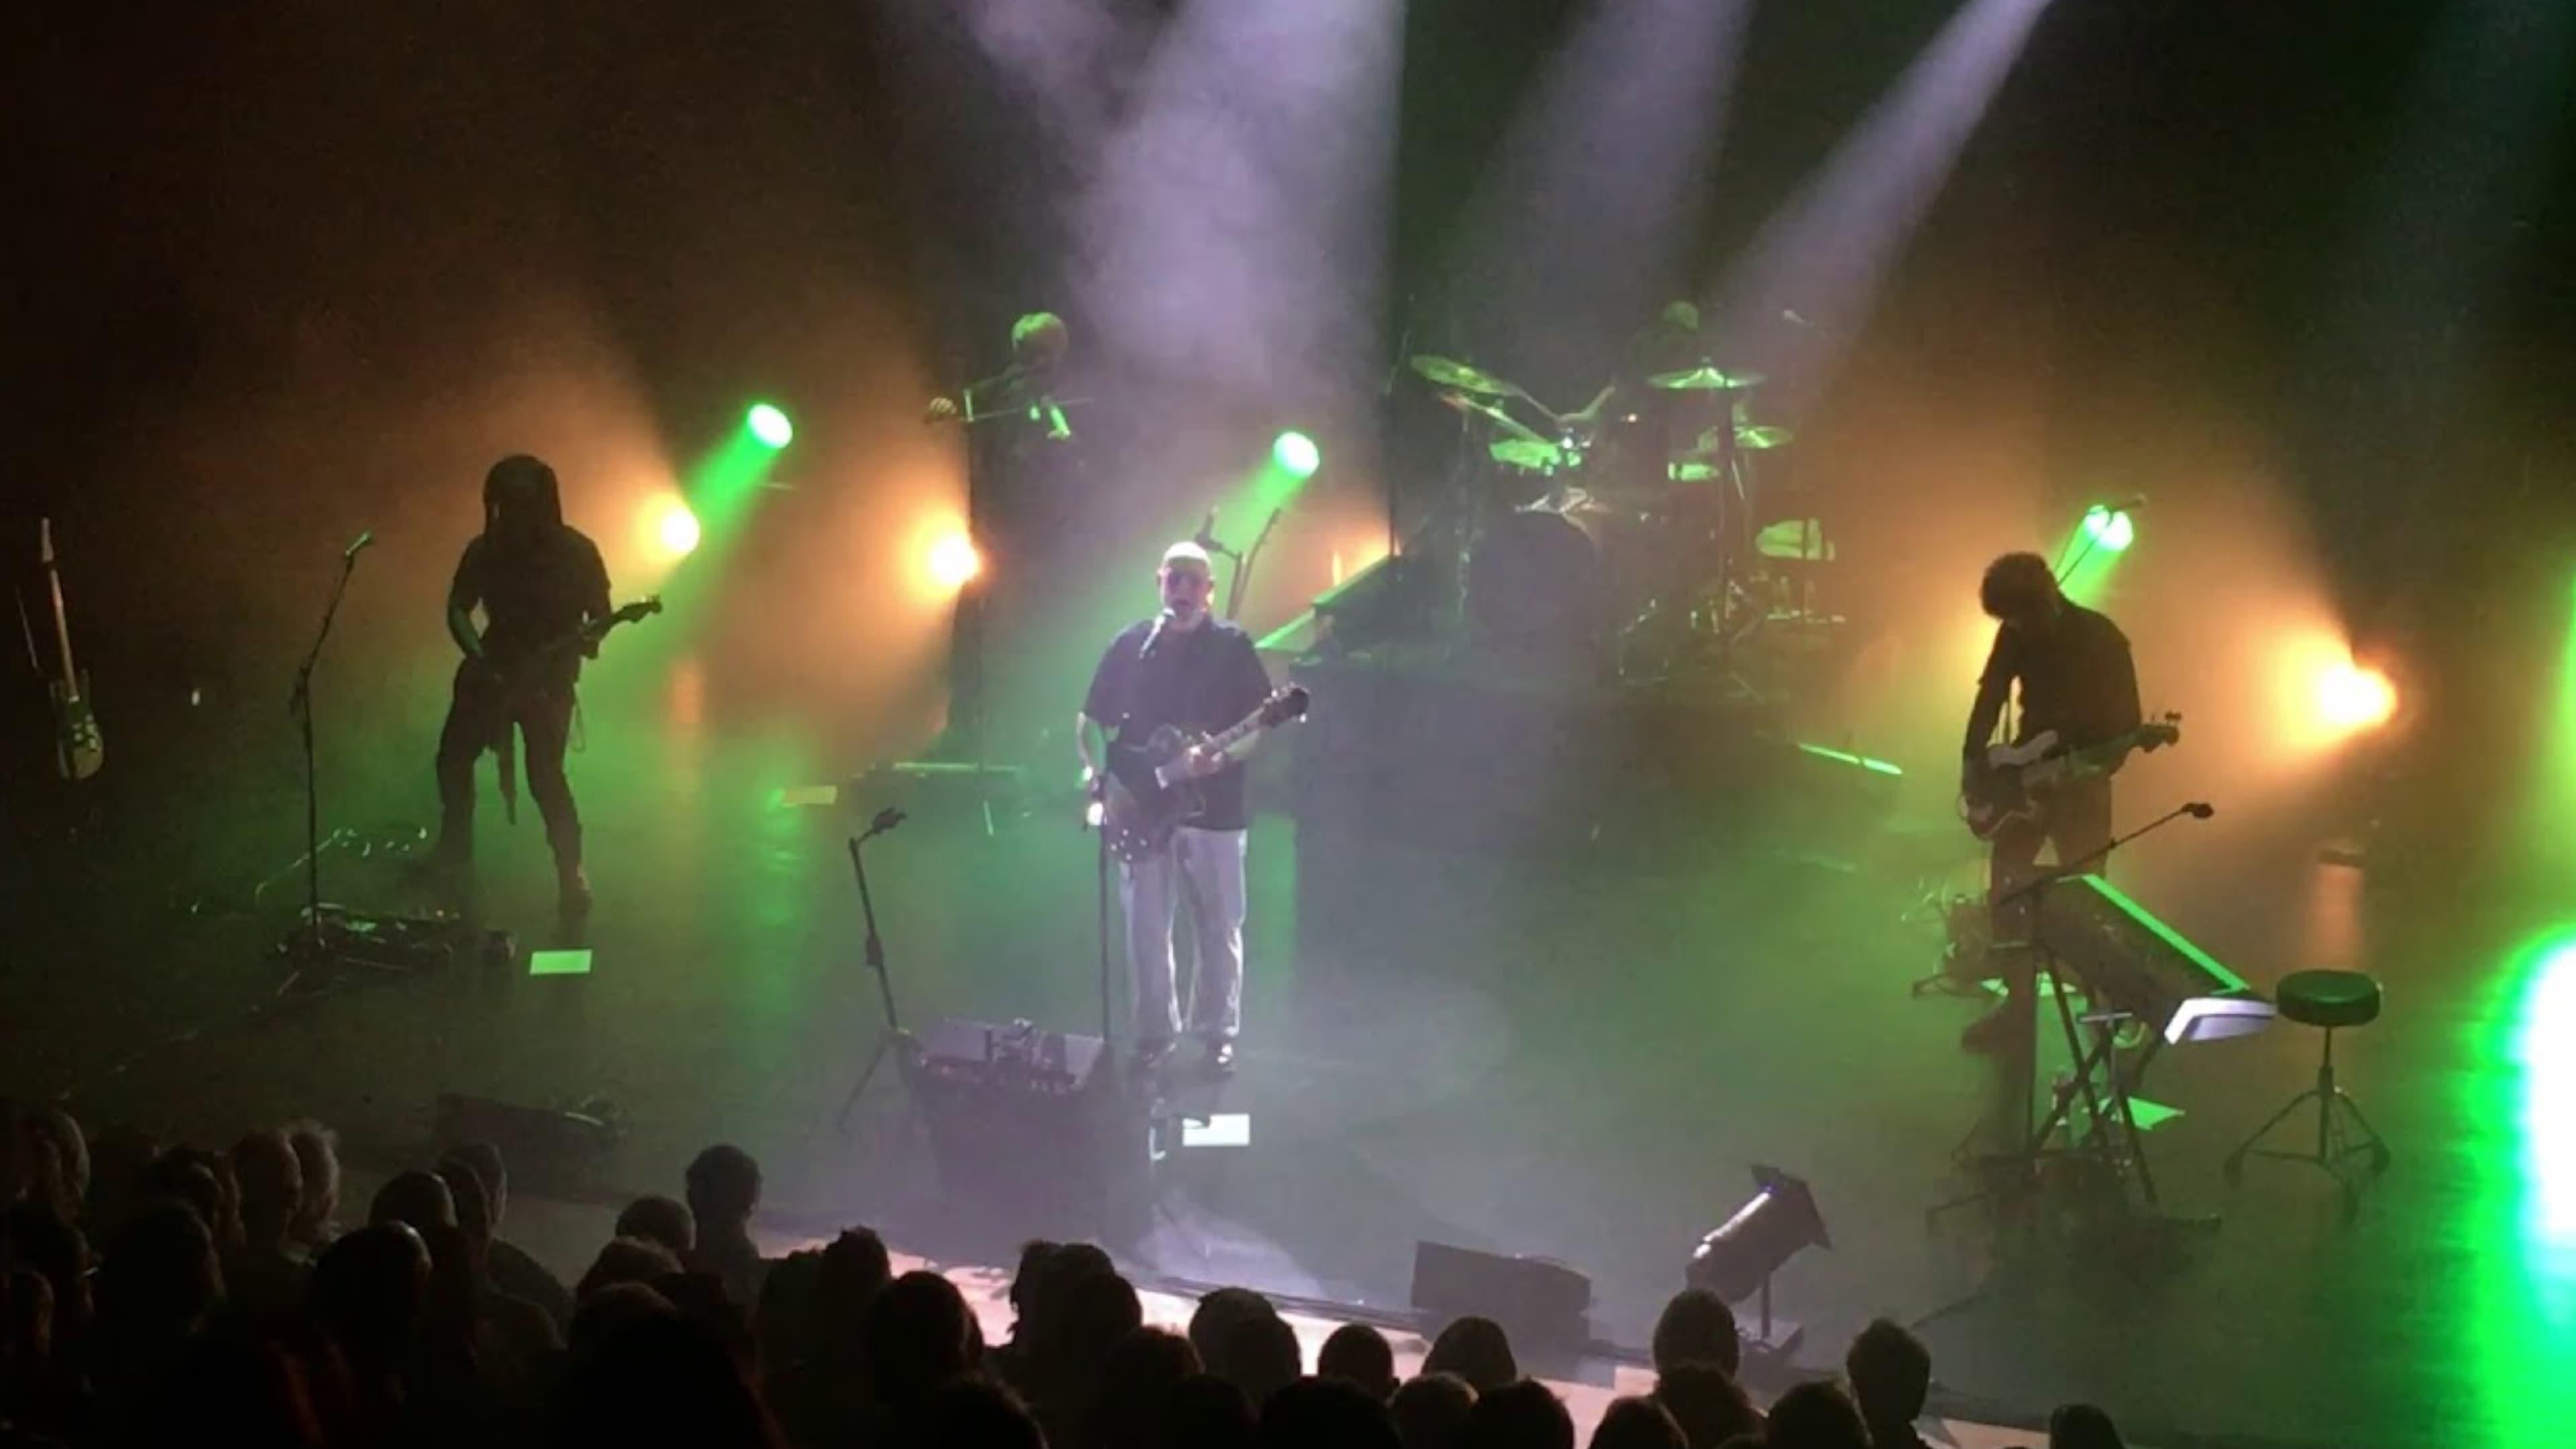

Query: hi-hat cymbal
[
  {"left": 1648, "top": 364, "right": 1767, "bottom": 392},
  {"left": 1735, "top": 425, "right": 1795, "bottom": 450},
  {"left": 1411, "top": 356, "right": 1525, "bottom": 398}
]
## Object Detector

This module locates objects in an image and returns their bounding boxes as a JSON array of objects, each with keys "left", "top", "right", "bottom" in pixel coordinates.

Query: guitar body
[
  {"left": 1102, "top": 724, "right": 1205, "bottom": 863},
  {"left": 1097, "top": 686, "right": 1311, "bottom": 863},
  {"left": 1960, "top": 717, "right": 2182, "bottom": 843},
  {"left": 466, "top": 596, "right": 663, "bottom": 824},
  {"left": 50, "top": 672, "right": 104, "bottom": 782}
]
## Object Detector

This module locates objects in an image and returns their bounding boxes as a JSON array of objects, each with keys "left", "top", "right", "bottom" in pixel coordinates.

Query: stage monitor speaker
[
  {"left": 902, "top": 1017, "right": 1143, "bottom": 1233},
  {"left": 1410, "top": 1240, "right": 1593, "bottom": 1350}
]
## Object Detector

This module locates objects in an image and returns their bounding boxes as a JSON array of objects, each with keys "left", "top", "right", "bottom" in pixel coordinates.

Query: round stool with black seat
[{"left": 2224, "top": 969, "right": 2392, "bottom": 1214}]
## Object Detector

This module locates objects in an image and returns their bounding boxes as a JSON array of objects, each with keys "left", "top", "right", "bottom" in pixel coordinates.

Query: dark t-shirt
[
  {"left": 1966, "top": 602, "right": 2142, "bottom": 755},
  {"left": 451, "top": 527, "right": 611, "bottom": 681},
  {"left": 1084, "top": 618, "right": 1273, "bottom": 831}
]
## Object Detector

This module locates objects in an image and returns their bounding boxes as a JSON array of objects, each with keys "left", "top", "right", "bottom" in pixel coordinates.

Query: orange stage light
[{"left": 926, "top": 531, "right": 982, "bottom": 590}]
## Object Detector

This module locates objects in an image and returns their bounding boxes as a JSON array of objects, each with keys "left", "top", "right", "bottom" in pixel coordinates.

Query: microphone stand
[
  {"left": 1914, "top": 798, "right": 2217, "bottom": 1336},
  {"left": 1223, "top": 508, "right": 1285, "bottom": 623},
  {"left": 277, "top": 545, "right": 366, "bottom": 995},
  {"left": 1928, "top": 798, "right": 2216, "bottom": 1215},
  {"left": 836, "top": 812, "right": 914, "bottom": 1131}
]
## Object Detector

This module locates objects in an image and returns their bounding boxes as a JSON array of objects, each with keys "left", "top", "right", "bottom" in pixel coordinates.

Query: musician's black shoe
[
  {"left": 557, "top": 865, "right": 592, "bottom": 920},
  {"left": 1206, "top": 1039, "right": 1236, "bottom": 1077},
  {"left": 1132, "top": 1038, "right": 1175, "bottom": 1074}
]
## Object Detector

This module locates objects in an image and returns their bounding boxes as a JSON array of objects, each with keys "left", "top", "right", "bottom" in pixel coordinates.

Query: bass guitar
[
  {"left": 1960, "top": 713, "right": 2180, "bottom": 842},
  {"left": 1102, "top": 685, "right": 1309, "bottom": 862},
  {"left": 468, "top": 596, "right": 663, "bottom": 822},
  {"left": 39, "top": 520, "right": 103, "bottom": 781}
]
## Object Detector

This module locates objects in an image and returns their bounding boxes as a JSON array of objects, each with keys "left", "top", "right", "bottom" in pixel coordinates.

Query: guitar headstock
[
  {"left": 1260, "top": 686, "right": 1311, "bottom": 729},
  {"left": 2141, "top": 710, "right": 2182, "bottom": 751},
  {"left": 613, "top": 596, "right": 665, "bottom": 626}
]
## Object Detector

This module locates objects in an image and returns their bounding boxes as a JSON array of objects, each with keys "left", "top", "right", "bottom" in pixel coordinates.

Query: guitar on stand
[
  {"left": 38, "top": 520, "right": 104, "bottom": 782},
  {"left": 1100, "top": 685, "right": 1309, "bottom": 862},
  {"left": 1959, "top": 714, "right": 2182, "bottom": 841}
]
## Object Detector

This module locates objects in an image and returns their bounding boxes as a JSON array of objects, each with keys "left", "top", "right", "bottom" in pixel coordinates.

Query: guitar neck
[
  {"left": 1204, "top": 704, "right": 1275, "bottom": 755},
  {"left": 41, "top": 521, "right": 79, "bottom": 686}
]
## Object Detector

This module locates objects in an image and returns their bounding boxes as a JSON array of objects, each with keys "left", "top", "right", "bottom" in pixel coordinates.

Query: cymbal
[
  {"left": 1490, "top": 438, "right": 1573, "bottom": 472},
  {"left": 1411, "top": 355, "right": 1525, "bottom": 398},
  {"left": 1648, "top": 365, "right": 1767, "bottom": 392},
  {"left": 1439, "top": 391, "right": 1552, "bottom": 447},
  {"left": 1735, "top": 425, "right": 1795, "bottom": 450}
]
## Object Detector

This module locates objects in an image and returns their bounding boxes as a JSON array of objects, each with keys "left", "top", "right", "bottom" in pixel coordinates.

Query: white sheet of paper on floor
[{"left": 1181, "top": 1114, "right": 1251, "bottom": 1148}]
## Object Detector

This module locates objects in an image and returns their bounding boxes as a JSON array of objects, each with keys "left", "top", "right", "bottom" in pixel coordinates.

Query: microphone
[
  {"left": 342, "top": 531, "right": 374, "bottom": 560},
  {"left": 2185, "top": 802, "right": 2215, "bottom": 819},
  {"left": 1140, "top": 608, "right": 1175, "bottom": 658},
  {"left": 1193, "top": 508, "right": 1238, "bottom": 561},
  {"left": 864, "top": 806, "right": 908, "bottom": 839}
]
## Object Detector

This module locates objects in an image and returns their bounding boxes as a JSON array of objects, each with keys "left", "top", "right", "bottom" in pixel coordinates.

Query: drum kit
[{"left": 1407, "top": 350, "right": 1830, "bottom": 678}]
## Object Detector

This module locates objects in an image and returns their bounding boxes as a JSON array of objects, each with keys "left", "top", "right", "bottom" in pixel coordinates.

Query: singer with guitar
[
  {"left": 1077, "top": 541, "right": 1277, "bottom": 1076},
  {"left": 1958, "top": 551, "right": 2145, "bottom": 1055},
  {"left": 430, "top": 455, "right": 614, "bottom": 918}
]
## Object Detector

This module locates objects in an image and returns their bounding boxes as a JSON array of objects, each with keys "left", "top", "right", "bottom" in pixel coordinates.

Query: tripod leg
[
  {"left": 2224, "top": 1086, "right": 2322, "bottom": 1181},
  {"left": 2332, "top": 1090, "right": 2393, "bottom": 1172},
  {"left": 836, "top": 1031, "right": 899, "bottom": 1134}
]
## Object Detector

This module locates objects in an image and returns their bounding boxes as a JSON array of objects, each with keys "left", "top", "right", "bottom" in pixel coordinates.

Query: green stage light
[
  {"left": 2082, "top": 504, "right": 2135, "bottom": 553},
  {"left": 747, "top": 403, "right": 795, "bottom": 449},
  {"left": 1273, "top": 430, "right": 1321, "bottom": 480}
]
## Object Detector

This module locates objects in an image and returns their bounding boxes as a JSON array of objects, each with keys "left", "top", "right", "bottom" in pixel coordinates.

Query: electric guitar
[
  {"left": 1960, "top": 713, "right": 2181, "bottom": 842},
  {"left": 466, "top": 596, "right": 663, "bottom": 822},
  {"left": 1101, "top": 685, "right": 1309, "bottom": 862},
  {"left": 39, "top": 520, "right": 103, "bottom": 781}
]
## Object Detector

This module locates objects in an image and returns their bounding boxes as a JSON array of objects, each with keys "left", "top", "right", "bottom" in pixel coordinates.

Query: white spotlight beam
[
  {"left": 1713, "top": 0, "right": 2053, "bottom": 418},
  {"left": 1453, "top": 0, "right": 1754, "bottom": 391},
  {"left": 1076, "top": 0, "right": 1405, "bottom": 406}
]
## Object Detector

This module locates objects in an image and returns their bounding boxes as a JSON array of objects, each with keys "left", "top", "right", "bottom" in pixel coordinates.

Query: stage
[{"left": 4, "top": 662, "right": 2567, "bottom": 1449}]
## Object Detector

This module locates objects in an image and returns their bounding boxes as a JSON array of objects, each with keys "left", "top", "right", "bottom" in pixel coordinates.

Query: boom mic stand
[
  {"left": 276, "top": 537, "right": 393, "bottom": 998},
  {"left": 836, "top": 807, "right": 914, "bottom": 1131},
  {"left": 1914, "top": 799, "right": 2216, "bottom": 1333}
]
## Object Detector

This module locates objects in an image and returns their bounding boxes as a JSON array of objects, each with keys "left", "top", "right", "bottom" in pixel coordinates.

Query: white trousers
[{"left": 1121, "top": 825, "right": 1248, "bottom": 1044}]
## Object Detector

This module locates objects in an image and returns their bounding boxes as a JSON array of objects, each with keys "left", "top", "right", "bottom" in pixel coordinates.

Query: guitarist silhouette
[
  {"left": 430, "top": 455, "right": 613, "bottom": 918},
  {"left": 1958, "top": 551, "right": 2145, "bottom": 1055}
]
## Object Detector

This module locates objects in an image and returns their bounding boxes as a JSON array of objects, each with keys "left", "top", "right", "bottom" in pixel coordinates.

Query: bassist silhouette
[{"left": 429, "top": 455, "right": 613, "bottom": 918}]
